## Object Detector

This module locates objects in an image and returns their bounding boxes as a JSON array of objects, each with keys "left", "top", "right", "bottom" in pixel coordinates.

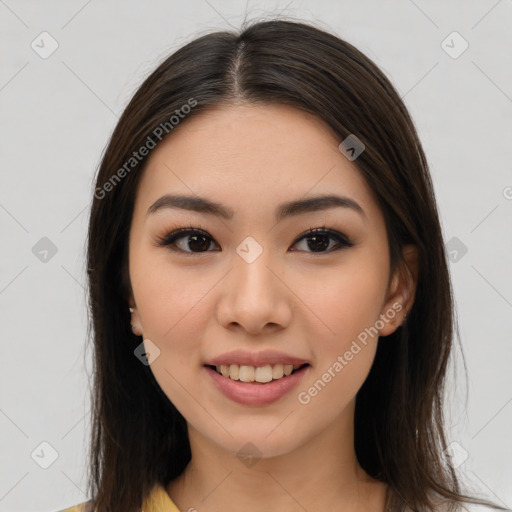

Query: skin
[{"left": 127, "top": 103, "right": 418, "bottom": 512}]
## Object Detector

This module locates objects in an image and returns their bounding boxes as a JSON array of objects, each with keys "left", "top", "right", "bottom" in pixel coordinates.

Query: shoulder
[
  {"left": 55, "top": 483, "right": 179, "bottom": 512},
  {"left": 56, "top": 500, "right": 96, "bottom": 512}
]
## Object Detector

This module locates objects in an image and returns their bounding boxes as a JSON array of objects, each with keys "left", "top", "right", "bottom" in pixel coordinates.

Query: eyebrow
[{"left": 146, "top": 193, "right": 366, "bottom": 222}]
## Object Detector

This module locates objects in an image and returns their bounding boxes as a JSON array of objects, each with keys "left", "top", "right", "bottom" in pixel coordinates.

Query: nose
[{"left": 216, "top": 247, "right": 293, "bottom": 335}]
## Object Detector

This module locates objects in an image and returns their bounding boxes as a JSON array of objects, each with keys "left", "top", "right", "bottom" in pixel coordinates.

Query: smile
[
  {"left": 204, "top": 363, "right": 311, "bottom": 406},
  {"left": 210, "top": 363, "right": 309, "bottom": 383}
]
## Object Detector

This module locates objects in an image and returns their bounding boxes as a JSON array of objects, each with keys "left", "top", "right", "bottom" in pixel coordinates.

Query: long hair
[{"left": 85, "top": 18, "right": 506, "bottom": 512}]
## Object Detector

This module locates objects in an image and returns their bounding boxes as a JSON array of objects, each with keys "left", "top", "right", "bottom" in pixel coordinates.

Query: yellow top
[{"left": 58, "top": 483, "right": 180, "bottom": 512}]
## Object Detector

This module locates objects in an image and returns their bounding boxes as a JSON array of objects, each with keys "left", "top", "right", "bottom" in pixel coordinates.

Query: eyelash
[{"left": 154, "top": 223, "right": 356, "bottom": 256}]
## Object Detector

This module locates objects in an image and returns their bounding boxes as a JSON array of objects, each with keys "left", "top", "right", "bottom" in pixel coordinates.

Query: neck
[{"left": 166, "top": 401, "right": 387, "bottom": 512}]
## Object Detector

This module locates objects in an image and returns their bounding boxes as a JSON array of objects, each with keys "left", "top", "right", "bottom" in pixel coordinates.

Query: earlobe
[
  {"left": 378, "top": 244, "right": 418, "bottom": 337},
  {"left": 127, "top": 296, "right": 142, "bottom": 336}
]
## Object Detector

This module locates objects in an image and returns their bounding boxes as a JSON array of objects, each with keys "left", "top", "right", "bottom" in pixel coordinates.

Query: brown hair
[{"left": 85, "top": 18, "right": 507, "bottom": 512}]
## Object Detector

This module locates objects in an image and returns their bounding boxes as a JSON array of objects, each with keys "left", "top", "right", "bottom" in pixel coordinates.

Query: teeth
[
  {"left": 239, "top": 365, "right": 254, "bottom": 382},
  {"left": 228, "top": 364, "right": 239, "bottom": 381},
  {"left": 216, "top": 363, "right": 303, "bottom": 383},
  {"left": 272, "top": 364, "right": 284, "bottom": 379},
  {"left": 255, "top": 365, "right": 273, "bottom": 383}
]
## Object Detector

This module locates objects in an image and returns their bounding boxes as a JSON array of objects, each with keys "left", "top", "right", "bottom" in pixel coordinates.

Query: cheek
[
  {"left": 294, "top": 265, "right": 386, "bottom": 415},
  {"left": 130, "top": 255, "right": 214, "bottom": 410},
  {"left": 129, "top": 250, "right": 218, "bottom": 405},
  {"left": 131, "top": 247, "right": 212, "bottom": 340},
  {"left": 292, "top": 257, "right": 388, "bottom": 409},
  {"left": 299, "top": 255, "right": 389, "bottom": 353}
]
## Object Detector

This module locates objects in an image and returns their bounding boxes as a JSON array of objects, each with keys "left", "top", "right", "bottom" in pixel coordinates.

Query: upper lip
[{"left": 205, "top": 350, "right": 310, "bottom": 367}]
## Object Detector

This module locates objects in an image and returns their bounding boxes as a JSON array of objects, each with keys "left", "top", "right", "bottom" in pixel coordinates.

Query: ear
[
  {"left": 127, "top": 293, "right": 143, "bottom": 336},
  {"left": 378, "top": 244, "right": 418, "bottom": 337}
]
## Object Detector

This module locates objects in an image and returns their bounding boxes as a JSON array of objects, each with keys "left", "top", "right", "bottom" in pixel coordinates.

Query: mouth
[
  {"left": 204, "top": 363, "right": 311, "bottom": 384},
  {"left": 204, "top": 362, "right": 311, "bottom": 406}
]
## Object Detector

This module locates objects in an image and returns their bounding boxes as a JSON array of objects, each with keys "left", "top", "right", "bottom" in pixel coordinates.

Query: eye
[
  {"left": 155, "top": 225, "right": 355, "bottom": 255},
  {"left": 291, "top": 226, "right": 355, "bottom": 253},
  {"left": 155, "top": 226, "right": 219, "bottom": 254}
]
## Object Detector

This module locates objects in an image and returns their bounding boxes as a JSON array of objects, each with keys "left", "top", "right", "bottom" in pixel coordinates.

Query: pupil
[
  {"left": 308, "top": 235, "right": 329, "bottom": 252},
  {"left": 189, "top": 235, "right": 209, "bottom": 252}
]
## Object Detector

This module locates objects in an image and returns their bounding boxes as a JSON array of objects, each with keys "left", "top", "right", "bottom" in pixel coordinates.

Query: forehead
[{"left": 133, "top": 103, "right": 380, "bottom": 224}]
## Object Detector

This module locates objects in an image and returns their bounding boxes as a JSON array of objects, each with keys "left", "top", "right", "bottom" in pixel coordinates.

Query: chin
[{"left": 205, "top": 423, "right": 307, "bottom": 461}]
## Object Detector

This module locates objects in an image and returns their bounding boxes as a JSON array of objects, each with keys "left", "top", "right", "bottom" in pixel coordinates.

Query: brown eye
[
  {"left": 290, "top": 228, "right": 355, "bottom": 253},
  {"left": 156, "top": 229, "right": 219, "bottom": 253},
  {"left": 156, "top": 226, "right": 355, "bottom": 256}
]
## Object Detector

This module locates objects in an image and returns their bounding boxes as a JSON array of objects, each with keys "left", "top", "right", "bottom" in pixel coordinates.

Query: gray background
[{"left": 1, "top": 1, "right": 511, "bottom": 511}]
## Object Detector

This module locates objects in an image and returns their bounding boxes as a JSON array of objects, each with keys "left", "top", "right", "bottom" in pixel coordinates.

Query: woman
[{"left": 60, "top": 18, "right": 507, "bottom": 512}]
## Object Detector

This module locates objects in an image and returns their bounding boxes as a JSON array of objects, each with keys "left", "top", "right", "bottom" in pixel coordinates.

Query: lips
[
  {"left": 205, "top": 363, "right": 310, "bottom": 406},
  {"left": 204, "top": 349, "right": 310, "bottom": 367}
]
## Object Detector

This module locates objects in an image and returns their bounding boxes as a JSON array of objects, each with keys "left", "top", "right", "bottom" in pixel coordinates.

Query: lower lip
[{"left": 205, "top": 365, "right": 310, "bottom": 406}]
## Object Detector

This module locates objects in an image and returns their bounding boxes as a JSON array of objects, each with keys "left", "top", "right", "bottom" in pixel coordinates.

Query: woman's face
[{"left": 128, "top": 103, "right": 415, "bottom": 458}]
